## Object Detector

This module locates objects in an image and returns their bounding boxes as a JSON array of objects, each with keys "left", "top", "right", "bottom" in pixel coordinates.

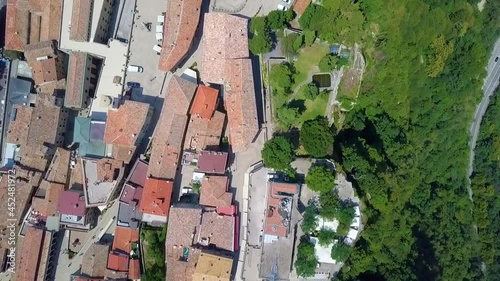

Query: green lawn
[
  {"left": 293, "top": 44, "right": 330, "bottom": 90},
  {"left": 295, "top": 85, "right": 330, "bottom": 124}
]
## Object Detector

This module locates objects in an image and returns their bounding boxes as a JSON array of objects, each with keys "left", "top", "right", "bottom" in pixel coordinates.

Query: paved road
[
  {"left": 53, "top": 201, "right": 119, "bottom": 279},
  {"left": 466, "top": 38, "right": 500, "bottom": 200}
]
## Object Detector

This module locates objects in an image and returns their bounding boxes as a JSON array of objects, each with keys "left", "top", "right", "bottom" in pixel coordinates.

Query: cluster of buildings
[{"left": 1, "top": 0, "right": 262, "bottom": 279}]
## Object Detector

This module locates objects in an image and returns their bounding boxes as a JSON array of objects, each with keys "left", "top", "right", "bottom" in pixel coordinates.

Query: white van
[{"left": 127, "top": 65, "right": 144, "bottom": 73}]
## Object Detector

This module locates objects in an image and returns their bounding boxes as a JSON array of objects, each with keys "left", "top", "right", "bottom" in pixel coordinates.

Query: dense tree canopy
[
  {"left": 302, "top": 206, "right": 319, "bottom": 233},
  {"left": 304, "top": 82, "right": 320, "bottom": 100},
  {"left": 276, "top": 105, "right": 300, "bottom": 129},
  {"left": 306, "top": 165, "right": 335, "bottom": 193},
  {"left": 261, "top": 136, "right": 295, "bottom": 171},
  {"left": 249, "top": 17, "right": 272, "bottom": 54},
  {"left": 300, "top": 117, "right": 334, "bottom": 157},
  {"left": 319, "top": 54, "right": 349, "bottom": 72},
  {"left": 295, "top": 241, "right": 318, "bottom": 277},
  {"left": 267, "top": 9, "right": 294, "bottom": 30},
  {"left": 329, "top": 0, "right": 500, "bottom": 279},
  {"left": 331, "top": 243, "right": 352, "bottom": 263},
  {"left": 318, "top": 228, "right": 336, "bottom": 246},
  {"left": 270, "top": 62, "right": 296, "bottom": 92}
]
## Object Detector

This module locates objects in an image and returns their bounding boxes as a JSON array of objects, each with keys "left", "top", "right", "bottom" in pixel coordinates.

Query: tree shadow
[
  {"left": 273, "top": 127, "right": 300, "bottom": 148},
  {"left": 288, "top": 99, "right": 306, "bottom": 114}
]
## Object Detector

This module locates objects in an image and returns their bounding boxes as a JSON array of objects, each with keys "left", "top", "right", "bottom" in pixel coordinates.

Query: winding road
[{"left": 466, "top": 38, "right": 500, "bottom": 200}]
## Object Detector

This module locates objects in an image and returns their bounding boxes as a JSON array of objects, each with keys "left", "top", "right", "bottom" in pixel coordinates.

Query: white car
[
  {"left": 277, "top": 4, "right": 287, "bottom": 11},
  {"left": 282, "top": 0, "right": 291, "bottom": 4},
  {"left": 127, "top": 65, "right": 144, "bottom": 73}
]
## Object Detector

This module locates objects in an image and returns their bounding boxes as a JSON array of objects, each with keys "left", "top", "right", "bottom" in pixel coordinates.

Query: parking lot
[{"left": 124, "top": 0, "right": 168, "bottom": 99}]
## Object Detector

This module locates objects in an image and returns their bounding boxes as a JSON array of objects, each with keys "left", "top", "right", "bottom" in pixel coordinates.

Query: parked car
[
  {"left": 495, "top": 57, "right": 499, "bottom": 62},
  {"left": 282, "top": 0, "right": 291, "bottom": 4},
  {"left": 126, "top": 81, "right": 140, "bottom": 88},
  {"left": 277, "top": 4, "right": 287, "bottom": 11},
  {"left": 127, "top": 65, "right": 144, "bottom": 73}
]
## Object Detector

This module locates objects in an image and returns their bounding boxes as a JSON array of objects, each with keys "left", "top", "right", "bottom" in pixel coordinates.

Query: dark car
[
  {"left": 127, "top": 82, "right": 140, "bottom": 88},
  {"left": 495, "top": 57, "right": 499, "bottom": 62}
]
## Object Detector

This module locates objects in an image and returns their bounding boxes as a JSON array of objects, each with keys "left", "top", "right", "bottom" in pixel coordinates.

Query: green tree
[
  {"left": 319, "top": 54, "right": 343, "bottom": 72},
  {"left": 249, "top": 16, "right": 272, "bottom": 54},
  {"left": 331, "top": 243, "right": 351, "bottom": 262},
  {"left": 277, "top": 105, "right": 300, "bottom": 128},
  {"left": 261, "top": 136, "right": 295, "bottom": 171},
  {"left": 318, "top": 228, "right": 336, "bottom": 246},
  {"left": 304, "top": 30, "right": 316, "bottom": 46},
  {"left": 300, "top": 117, "right": 334, "bottom": 157},
  {"left": 301, "top": 206, "right": 319, "bottom": 233},
  {"left": 284, "top": 8, "right": 295, "bottom": 22},
  {"left": 293, "top": 34, "right": 305, "bottom": 51},
  {"left": 267, "top": 10, "right": 287, "bottom": 30},
  {"left": 304, "top": 83, "right": 320, "bottom": 100},
  {"left": 281, "top": 33, "right": 300, "bottom": 58},
  {"left": 270, "top": 62, "right": 295, "bottom": 91},
  {"left": 306, "top": 165, "right": 335, "bottom": 193},
  {"left": 295, "top": 241, "right": 318, "bottom": 277},
  {"left": 319, "top": 192, "right": 339, "bottom": 220}
]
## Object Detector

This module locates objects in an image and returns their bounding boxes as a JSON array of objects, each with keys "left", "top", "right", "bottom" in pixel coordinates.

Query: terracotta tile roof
[
  {"left": 82, "top": 243, "right": 110, "bottom": 278},
  {"left": 184, "top": 110, "right": 225, "bottom": 153},
  {"left": 107, "top": 252, "right": 129, "bottom": 272},
  {"left": 17, "top": 226, "right": 45, "bottom": 281},
  {"left": 199, "top": 176, "right": 231, "bottom": 209},
  {"left": 111, "top": 145, "right": 136, "bottom": 164},
  {"left": 159, "top": 0, "right": 202, "bottom": 71},
  {"left": 293, "top": 0, "right": 312, "bottom": 15},
  {"left": 199, "top": 211, "right": 235, "bottom": 252},
  {"left": 196, "top": 151, "right": 228, "bottom": 174},
  {"left": 70, "top": 0, "right": 92, "bottom": 41},
  {"left": 193, "top": 252, "right": 233, "bottom": 281},
  {"left": 190, "top": 85, "right": 219, "bottom": 119},
  {"left": 24, "top": 40, "right": 65, "bottom": 85},
  {"left": 5, "top": 0, "right": 62, "bottom": 52},
  {"left": 6, "top": 104, "right": 33, "bottom": 145},
  {"left": 32, "top": 180, "right": 65, "bottom": 217},
  {"left": 200, "top": 13, "right": 249, "bottom": 83},
  {"left": 105, "top": 269, "right": 129, "bottom": 280},
  {"left": 224, "top": 59, "right": 259, "bottom": 152},
  {"left": 148, "top": 76, "right": 197, "bottom": 179},
  {"left": 166, "top": 205, "right": 202, "bottom": 247},
  {"left": 45, "top": 147, "right": 71, "bottom": 184},
  {"left": 128, "top": 259, "right": 141, "bottom": 280},
  {"left": 166, "top": 205, "right": 203, "bottom": 281},
  {"left": 166, "top": 247, "right": 201, "bottom": 281},
  {"left": 264, "top": 182, "right": 298, "bottom": 237},
  {"left": 0, "top": 167, "right": 41, "bottom": 243},
  {"left": 37, "top": 79, "right": 66, "bottom": 96},
  {"left": 66, "top": 52, "right": 90, "bottom": 108},
  {"left": 139, "top": 178, "right": 173, "bottom": 217},
  {"left": 104, "top": 100, "right": 151, "bottom": 146},
  {"left": 58, "top": 190, "right": 86, "bottom": 216},
  {"left": 112, "top": 227, "right": 139, "bottom": 253},
  {"left": 27, "top": 93, "right": 66, "bottom": 146},
  {"left": 96, "top": 158, "right": 124, "bottom": 182}
]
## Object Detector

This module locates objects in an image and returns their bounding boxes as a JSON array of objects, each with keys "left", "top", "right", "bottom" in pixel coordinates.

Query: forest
[
  {"left": 471, "top": 91, "right": 500, "bottom": 280},
  {"left": 329, "top": 0, "right": 500, "bottom": 280}
]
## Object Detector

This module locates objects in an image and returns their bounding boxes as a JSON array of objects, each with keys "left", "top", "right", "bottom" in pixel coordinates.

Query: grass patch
[
  {"left": 294, "top": 85, "right": 329, "bottom": 124},
  {"left": 293, "top": 44, "right": 330, "bottom": 90}
]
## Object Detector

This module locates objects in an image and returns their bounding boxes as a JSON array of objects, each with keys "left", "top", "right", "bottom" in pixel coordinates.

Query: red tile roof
[
  {"left": 199, "top": 212, "right": 235, "bottom": 252},
  {"left": 199, "top": 176, "right": 231, "bottom": 209},
  {"left": 17, "top": 226, "right": 45, "bottom": 281},
  {"left": 129, "top": 259, "right": 141, "bottom": 280},
  {"left": 58, "top": 191, "right": 86, "bottom": 216},
  {"left": 112, "top": 227, "right": 139, "bottom": 253},
  {"left": 70, "top": 0, "right": 92, "bottom": 41},
  {"left": 66, "top": 52, "right": 90, "bottom": 108},
  {"left": 184, "top": 110, "right": 225, "bottom": 153},
  {"left": 190, "top": 85, "right": 219, "bottom": 119},
  {"left": 200, "top": 13, "right": 249, "bottom": 83},
  {"left": 32, "top": 180, "right": 65, "bottom": 217},
  {"left": 148, "top": 76, "right": 197, "bottom": 179},
  {"left": 5, "top": 0, "right": 62, "bottom": 51},
  {"left": 107, "top": 252, "right": 129, "bottom": 272},
  {"left": 81, "top": 243, "right": 110, "bottom": 278},
  {"left": 293, "top": 0, "right": 312, "bottom": 15},
  {"left": 24, "top": 40, "right": 65, "bottom": 85},
  {"left": 104, "top": 100, "right": 151, "bottom": 146},
  {"left": 159, "top": 0, "right": 202, "bottom": 71},
  {"left": 139, "top": 178, "right": 173, "bottom": 217},
  {"left": 224, "top": 59, "right": 259, "bottom": 152},
  {"left": 196, "top": 151, "right": 228, "bottom": 174}
]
